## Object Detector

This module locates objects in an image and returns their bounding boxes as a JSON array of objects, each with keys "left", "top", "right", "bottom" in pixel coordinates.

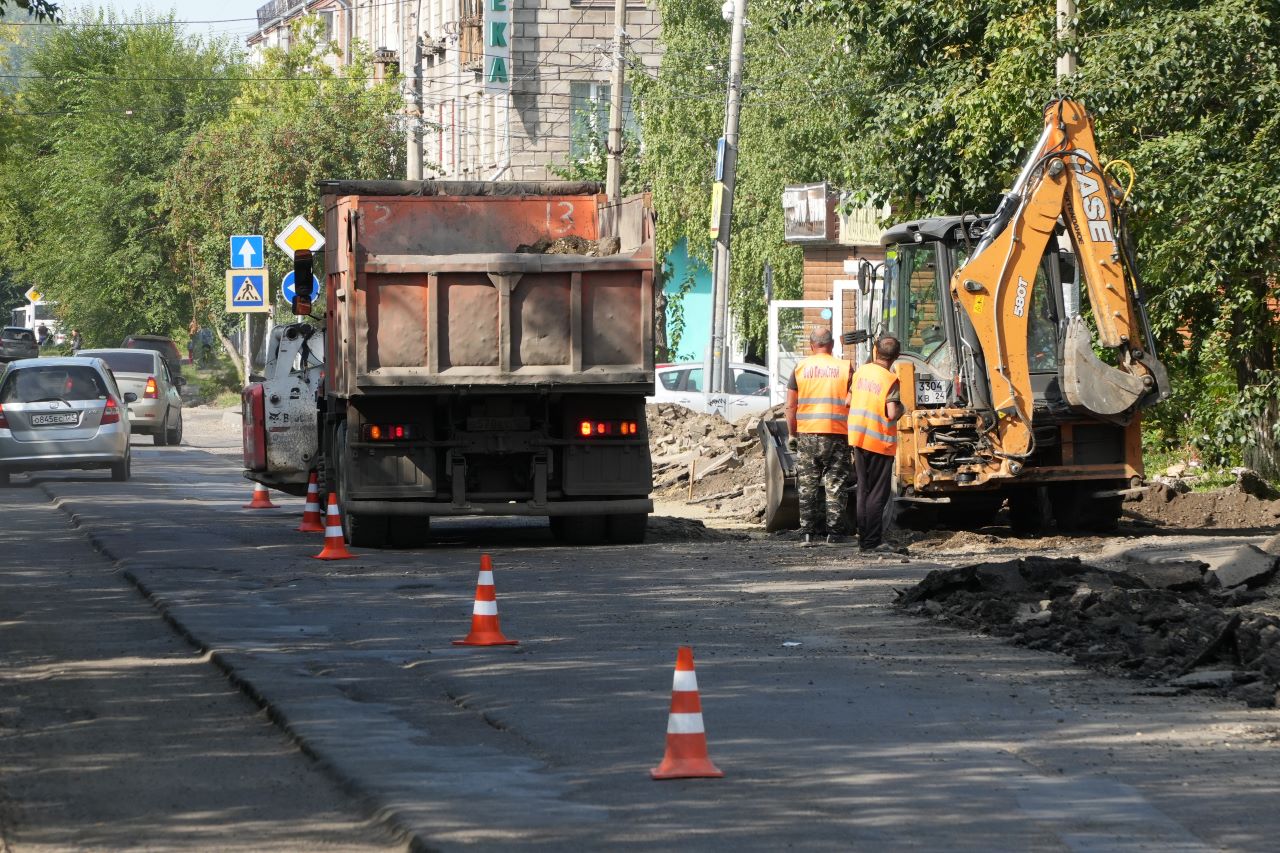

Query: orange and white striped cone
[
  {"left": 296, "top": 472, "right": 325, "bottom": 533},
  {"left": 452, "top": 554, "right": 518, "bottom": 646},
  {"left": 313, "top": 493, "right": 355, "bottom": 560},
  {"left": 650, "top": 646, "right": 724, "bottom": 780},
  {"left": 242, "top": 482, "right": 278, "bottom": 509}
]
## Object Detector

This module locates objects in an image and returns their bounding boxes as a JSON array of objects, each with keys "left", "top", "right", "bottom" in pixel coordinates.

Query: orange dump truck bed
[{"left": 319, "top": 180, "right": 656, "bottom": 397}]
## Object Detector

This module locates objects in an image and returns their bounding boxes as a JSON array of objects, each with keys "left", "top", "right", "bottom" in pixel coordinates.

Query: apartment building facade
[{"left": 247, "top": 0, "right": 664, "bottom": 181}]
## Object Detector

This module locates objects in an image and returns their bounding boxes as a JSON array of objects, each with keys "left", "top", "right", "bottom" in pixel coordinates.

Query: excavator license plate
[{"left": 916, "top": 379, "right": 946, "bottom": 405}]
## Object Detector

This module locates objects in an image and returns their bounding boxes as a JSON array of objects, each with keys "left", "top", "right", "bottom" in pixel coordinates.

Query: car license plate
[
  {"left": 466, "top": 416, "right": 530, "bottom": 431},
  {"left": 916, "top": 379, "right": 947, "bottom": 405},
  {"left": 31, "top": 412, "right": 79, "bottom": 426}
]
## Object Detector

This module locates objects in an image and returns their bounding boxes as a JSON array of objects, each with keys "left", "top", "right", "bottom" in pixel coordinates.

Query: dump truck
[
  {"left": 243, "top": 180, "right": 656, "bottom": 547},
  {"left": 762, "top": 99, "right": 1171, "bottom": 533}
]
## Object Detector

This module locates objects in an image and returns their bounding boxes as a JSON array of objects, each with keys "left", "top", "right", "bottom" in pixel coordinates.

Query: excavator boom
[{"left": 952, "top": 99, "right": 1170, "bottom": 447}]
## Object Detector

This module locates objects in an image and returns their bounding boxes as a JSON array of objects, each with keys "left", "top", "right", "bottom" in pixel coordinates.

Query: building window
[
  {"left": 569, "top": 81, "right": 636, "bottom": 161},
  {"left": 458, "top": 0, "right": 482, "bottom": 71},
  {"left": 316, "top": 10, "right": 334, "bottom": 43}
]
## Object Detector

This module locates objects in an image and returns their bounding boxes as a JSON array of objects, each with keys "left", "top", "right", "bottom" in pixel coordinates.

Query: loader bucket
[{"left": 758, "top": 418, "right": 799, "bottom": 532}]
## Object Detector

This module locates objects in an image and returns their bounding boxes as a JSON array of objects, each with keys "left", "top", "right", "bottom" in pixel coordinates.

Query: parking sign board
[{"left": 225, "top": 269, "right": 270, "bottom": 313}]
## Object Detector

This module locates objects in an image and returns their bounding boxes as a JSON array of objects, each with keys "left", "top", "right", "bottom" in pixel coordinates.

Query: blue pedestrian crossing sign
[
  {"left": 230, "top": 235, "right": 264, "bottom": 269},
  {"left": 225, "top": 269, "right": 270, "bottom": 313},
  {"left": 281, "top": 270, "right": 320, "bottom": 304}
]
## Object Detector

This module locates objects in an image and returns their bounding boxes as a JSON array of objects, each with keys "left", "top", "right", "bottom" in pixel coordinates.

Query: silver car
[
  {"left": 78, "top": 348, "right": 184, "bottom": 445},
  {"left": 0, "top": 357, "right": 136, "bottom": 485}
]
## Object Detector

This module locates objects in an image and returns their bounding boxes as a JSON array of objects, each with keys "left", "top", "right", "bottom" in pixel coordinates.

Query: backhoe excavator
[{"left": 761, "top": 99, "right": 1171, "bottom": 532}]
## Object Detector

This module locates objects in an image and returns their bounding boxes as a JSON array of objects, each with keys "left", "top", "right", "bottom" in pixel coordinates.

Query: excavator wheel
[
  {"left": 1008, "top": 486, "right": 1053, "bottom": 534},
  {"left": 1050, "top": 482, "right": 1123, "bottom": 533}
]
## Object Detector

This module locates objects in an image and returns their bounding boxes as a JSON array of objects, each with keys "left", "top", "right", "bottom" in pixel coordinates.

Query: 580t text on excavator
[{"left": 762, "top": 98, "right": 1171, "bottom": 534}]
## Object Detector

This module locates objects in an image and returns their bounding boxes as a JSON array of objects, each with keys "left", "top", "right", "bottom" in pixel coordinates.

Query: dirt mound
[
  {"left": 900, "top": 554, "right": 1280, "bottom": 707},
  {"left": 645, "top": 516, "right": 749, "bottom": 543},
  {"left": 1125, "top": 480, "right": 1280, "bottom": 531},
  {"left": 647, "top": 403, "right": 777, "bottom": 523},
  {"left": 514, "top": 235, "right": 619, "bottom": 256}
]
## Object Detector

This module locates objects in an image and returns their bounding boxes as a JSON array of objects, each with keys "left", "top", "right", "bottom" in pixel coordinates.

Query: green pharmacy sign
[{"left": 484, "top": 0, "right": 511, "bottom": 94}]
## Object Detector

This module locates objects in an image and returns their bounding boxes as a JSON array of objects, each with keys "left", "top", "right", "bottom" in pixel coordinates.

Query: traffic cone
[
  {"left": 242, "top": 482, "right": 278, "bottom": 509},
  {"left": 313, "top": 493, "right": 355, "bottom": 560},
  {"left": 296, "top": 472, "right": 325, "bottom": 532},
  {"left": 452, "top": 554, "right": 518, "bottom": 646},
  {"left": 650, "top": 646, "right": 724, "bottom": 780}
]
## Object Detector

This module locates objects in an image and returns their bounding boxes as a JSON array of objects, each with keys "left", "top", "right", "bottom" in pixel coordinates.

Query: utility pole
[
  {"left": 707, "top": 0, "right": 746, "bottom": 395},
  {"left": 407, "top": 1, "right": 424, "bottom": 180},
  {"left": 1056, "top": 0, "right": 1077, "bottom": 78},
  {"left": 604, "top": 0, "right": 628, "bottom": 204}
]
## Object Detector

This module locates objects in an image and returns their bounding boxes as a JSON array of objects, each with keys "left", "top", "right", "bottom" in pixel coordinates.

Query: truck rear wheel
[
  {"left": 334, "top": 421, "right": 389, "bottom": 548},
  {"left": 550, "top": 514, "right": 607, "bottom": 545},
  {"left": 606, "top": 513, "right": 648, "bottom": 544},
  {"left": 388, "top": 518, "right": 431, "bottom": 548}
]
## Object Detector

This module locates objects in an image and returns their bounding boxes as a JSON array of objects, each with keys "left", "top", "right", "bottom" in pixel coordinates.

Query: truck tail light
[
  {"left": 361, "top": 423, "right": 415, "bottom": 441},
  {"left": 144, "top": 376, "right": 158, "bottom": 399},
  {"left": 577, "top": 419, "right": 640, "bottom": 438},
  {"left": 0, "top": 404, "right": 7, "bottom": 429},
  {"left": 101, "top": 397, "right": 121, "bottom": 425}
]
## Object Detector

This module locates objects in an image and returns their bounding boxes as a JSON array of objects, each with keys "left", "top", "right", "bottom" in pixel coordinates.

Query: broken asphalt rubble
[{"left": 898, "top": 550, "right": 1280, "bottom": 707}]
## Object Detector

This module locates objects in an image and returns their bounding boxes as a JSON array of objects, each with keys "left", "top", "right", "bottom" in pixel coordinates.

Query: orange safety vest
[
  {"left": 794, "top": 354, "right": 852, "bottom": 435},
  {"left": 847, "top": 362, "right": 899, "bottom": 455}
]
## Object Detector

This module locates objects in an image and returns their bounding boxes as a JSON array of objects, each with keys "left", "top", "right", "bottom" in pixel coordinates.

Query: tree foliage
[{"left": 0, "top": 11, "right": 241, "bottom": 346}]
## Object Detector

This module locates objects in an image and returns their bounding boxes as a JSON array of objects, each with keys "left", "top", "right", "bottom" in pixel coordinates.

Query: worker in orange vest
[
  {"left": 848, "top": 335, "right": 906, "bottom": 553},
  {"left": 785, "top": 327, "right": 853, "bottom": 547}
]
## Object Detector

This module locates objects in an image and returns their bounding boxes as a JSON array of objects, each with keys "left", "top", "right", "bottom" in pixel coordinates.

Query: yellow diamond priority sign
[
  {"left": 24, "top": 286, "right": 43, "bottom": 303},
  {"left": 274, "top": 215, "right": 325, "bottom": 259}
]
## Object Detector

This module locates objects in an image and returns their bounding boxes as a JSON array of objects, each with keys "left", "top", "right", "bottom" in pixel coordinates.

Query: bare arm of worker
[
  {"left": 886, "top": 380, "right": 905, "bottom": 422},
  {"left": 785, "top": 388, "right": 799, "bottom": 436}
]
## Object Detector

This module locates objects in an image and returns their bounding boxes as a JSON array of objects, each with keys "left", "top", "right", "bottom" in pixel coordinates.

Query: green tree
[
  {"left": 0, "top": 11, "right": 241, "bottom": 345},
  {"left": 162, "top": 17, "right": 404, "bottom": 379}
]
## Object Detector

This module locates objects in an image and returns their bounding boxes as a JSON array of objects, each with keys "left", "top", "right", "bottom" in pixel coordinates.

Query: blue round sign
[{"left": 281, "top": 270, "right": 320, "bottom": 303}]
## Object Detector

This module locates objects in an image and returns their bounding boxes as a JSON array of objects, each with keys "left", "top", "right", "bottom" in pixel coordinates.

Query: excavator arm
[{"left": 949, "top": 99, "right": 1170, "bottom": 466}]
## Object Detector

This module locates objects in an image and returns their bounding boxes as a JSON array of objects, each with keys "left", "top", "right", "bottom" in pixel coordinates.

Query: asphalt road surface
[{"left": 4, "top": 426, "right": 1280, "bottom": 850}]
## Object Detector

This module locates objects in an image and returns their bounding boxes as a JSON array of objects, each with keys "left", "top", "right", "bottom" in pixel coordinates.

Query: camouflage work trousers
[{"left": 796, "top": 433, "right": 852, "bottom": 535}]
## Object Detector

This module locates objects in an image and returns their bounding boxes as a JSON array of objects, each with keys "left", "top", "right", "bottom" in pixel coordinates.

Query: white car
[{"left": 648, "top": 362, "right": 772, "bottom": 419}]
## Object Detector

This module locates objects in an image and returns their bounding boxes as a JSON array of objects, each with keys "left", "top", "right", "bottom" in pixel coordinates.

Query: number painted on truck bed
[{"left": 547, "top": 201, "right": 574, "bottom": 235}]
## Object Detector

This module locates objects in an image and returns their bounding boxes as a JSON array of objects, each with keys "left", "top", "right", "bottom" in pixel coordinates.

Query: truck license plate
[
  {"left": 915, "top": 379, "right": 946, "bottom": 405},
  {"left": 31, "top": 412, "right": 78, "bottom": 425}
]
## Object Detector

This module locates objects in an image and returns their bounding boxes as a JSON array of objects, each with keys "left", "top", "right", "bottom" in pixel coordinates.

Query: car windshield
[
  {"left": 2, "top": 328, "right": 34, "bottom": 342},
  {"left": 84, "top": 351, "right": 155, "bottom": 374},
  {"left": 1, "top": 365, "right": 108, "bottom": 403}
]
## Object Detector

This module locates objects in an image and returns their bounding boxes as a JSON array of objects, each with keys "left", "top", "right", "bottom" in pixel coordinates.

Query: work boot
[
  {"left": 800, "top": 533, "right": 819, "bottom": 548},
  {"left": 826, "top": 534, "right": 848, "bottom": 545}
]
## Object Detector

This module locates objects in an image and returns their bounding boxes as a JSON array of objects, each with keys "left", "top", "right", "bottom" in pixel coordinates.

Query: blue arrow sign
[
  {"left": 281, "top": 270, "right": 320, "bottom": 303},
  {"left": 230, "top": 235, "right": 264, "bottom": 269}
]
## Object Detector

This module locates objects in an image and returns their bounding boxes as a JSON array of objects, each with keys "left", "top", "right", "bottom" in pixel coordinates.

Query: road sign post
[
  {"left": 274, "top": 216, "right": 325, "bottom": 259},
  {"left": 281, "top": 270, "right": 321, "bottom": 305},
  {"left": 225, "top": 269, "right": 270, "bottom": 313},
  {"left": 230, "top": 235, "right": 265, "bottom": 269}
]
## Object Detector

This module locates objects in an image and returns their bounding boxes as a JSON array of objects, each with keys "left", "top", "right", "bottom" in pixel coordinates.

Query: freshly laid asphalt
[{"left": 6, "top": 441, "right": 1280, "bottom": 850}]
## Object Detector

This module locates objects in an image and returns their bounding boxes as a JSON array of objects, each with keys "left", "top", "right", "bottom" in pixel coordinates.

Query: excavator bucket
[
  {"left": 758, "top": 419, "right": 799, "bottom": 532},
  {"left": 1060, "top": 315, "right": 1151, "bottom": 420}
]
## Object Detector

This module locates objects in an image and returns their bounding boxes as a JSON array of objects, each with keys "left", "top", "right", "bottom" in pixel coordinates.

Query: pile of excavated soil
[
  {"left": 647, "top": 403, "right": 779, "bottom": 524},
  {"left": 899, "top": 553, "right": 1280, "bottom": 707},
  {"left": 1124, "top": 481, "right": 1280, "bottom": 530}
]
